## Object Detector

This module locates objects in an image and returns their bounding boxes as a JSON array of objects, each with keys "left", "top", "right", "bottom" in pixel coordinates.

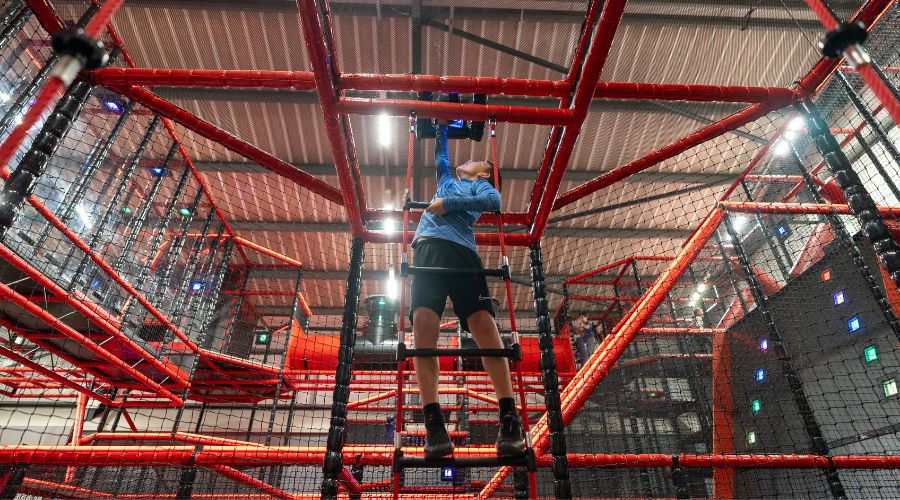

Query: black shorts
[{"left": 409, "top": 238, "right": 495, "bottom": 332}]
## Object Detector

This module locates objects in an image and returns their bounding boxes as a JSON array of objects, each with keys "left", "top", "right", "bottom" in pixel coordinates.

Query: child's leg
[
  {"left": 466, "top": 310, "right": 514, "bottom": 400},
  {"left": 412, "top": 306, "right": 441, "bottom": 405}
]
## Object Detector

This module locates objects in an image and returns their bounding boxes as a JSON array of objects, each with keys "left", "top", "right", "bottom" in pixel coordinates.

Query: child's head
[
  {"left": 578, "top": 313, "right": 587, "bottom": 322},
  {"left": 456, "top": 160, "right": 502, "bottom": 190}
]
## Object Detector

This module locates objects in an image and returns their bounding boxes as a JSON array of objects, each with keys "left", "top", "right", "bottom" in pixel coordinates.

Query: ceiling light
[
  {"left": 773, "top": 140, "right": 790, "bottom": 156},
  {"left": 383, "top": 218, "right": 396, "bottom": 234},
  {"left": 377, "top": 113, "right": 392, "bottom": 147},
  {"left": 697, "top": 284, "right": 707, "bottom": 293}
]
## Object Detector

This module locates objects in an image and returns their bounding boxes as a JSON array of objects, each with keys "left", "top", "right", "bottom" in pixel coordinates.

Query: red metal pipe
[
  {"left": 90, "top": 68, "right": 798, "bottom": 104},
  {"left": 554, "top": 101, "right": 782, "bottom": 210},
  {"left": 0, "top": 344, "right": 112, "bottom": 405},
  {"left": 365, "top": 208, "right": 530, "bottom": 226},
  {"left": 64, "top": 392, "right": 88, "bottom": 483},
  {"left": 712, "top": 328, "right": 735, "bottom": 497},
  {"left": 105, "top": 84, "right": 344, "bottom": 206},
  {"left": 295, "top": 0, "right": 366, "bottom": 236},
  {"left": 3, "top": 445, "right": 900, "bottom": 470},
  {"left": 721, "top": 200, "right": 900, "bottom": 217},
  {"left": 564, "top": 257, "right": 632, "bottom": 284},
  {"left": 206, "top": 465, "right": 294, "bottom": 499},
  {"left": 364, "top": 228, "right": 533, "bottom": 246},
  {"left": 339, "top": 97, "right": 575, "bottom": 126},
  {"left": 21, "top": 478, "right": 114, "bottom": 499},
  {"left": 0, "top": 278, "right": 183, "bottom": 404},
  {"left": 528, "top": 0, "right": 628, "bottom": 240},
  {"left": 24, "top": 0, "right": 65, "bottom": 34},
  {"left": 233, "top": 236, "right": 302, "bottom": 268}
]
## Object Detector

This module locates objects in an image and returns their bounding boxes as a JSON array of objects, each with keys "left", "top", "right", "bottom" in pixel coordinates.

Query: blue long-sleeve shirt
[{"left": 412, "top": 125, "right": 501, "bottom": 253}]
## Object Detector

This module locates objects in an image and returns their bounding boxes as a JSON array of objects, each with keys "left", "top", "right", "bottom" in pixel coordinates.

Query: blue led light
[
  {"left": 834, "top": 291, "right": 845, "bottom": 305},
  {"left": 90, "top": 277, "right": 101, "bottom": 289},
  {"left": 759, "top": 338, "right": 768, "bottom": 352},
  {"left": 440, "top": 466, "right": 455, "bottom": 482},
  {"left": 103, "top": 100, "right": 121, "bottom": 113},
  {"left": 777, "top": 225, "right": 787, "bottom": 236},
  {"left": 848, "top": 316, "right": 862, "bottom": 333},
  {"left": 756, "top": 368, "right": 765, "bottom": 382},
  {"left": 150, "top": 166, "right": 165, "bottom": 176},
  {"left": 190, "top": 280, "right": 205, "bottom": 292},
  {"left": 449, "top": 119, "right": 465, "bottom": 129}
]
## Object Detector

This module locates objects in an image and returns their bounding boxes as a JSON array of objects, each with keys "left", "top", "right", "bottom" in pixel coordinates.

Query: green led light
[
  {"left": 178, "top": 208, "right": 192, "bottom": 217},
  {"left": 121, "top": 207, "right": 131, "bottom": 214},
  {"left": 751, "top": 399, "right": 761, "bottom": 414},
  {"left": 864, "top": 345, "right": 878, "bottom": 363},
  {"left": 255, "top": 332, "right": 271, "bottom": 345},
  {"left": 747, "top": 431, "right": 757, "bottom": 445}
]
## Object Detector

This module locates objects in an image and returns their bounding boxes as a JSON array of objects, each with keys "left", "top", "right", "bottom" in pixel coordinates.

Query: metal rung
[
  {"left": 398, "top": 342, "right": 521, "bottom": 361},
  {"left": 404, "top": 199, "right": 431, "bottom": 210},
  {"left": 401, "top": 262, "right": 509, "bottom": 278},
  {"left": 394, "top": 450, "right": 534, "bottom": 470}
]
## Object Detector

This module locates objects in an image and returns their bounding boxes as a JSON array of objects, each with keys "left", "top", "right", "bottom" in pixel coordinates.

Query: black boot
[
  {"left": 423, "top": 402, "right": 453, "bottom": 459},
  {"left": 496, "top": 399, "right": 526, "bottom": 457}
]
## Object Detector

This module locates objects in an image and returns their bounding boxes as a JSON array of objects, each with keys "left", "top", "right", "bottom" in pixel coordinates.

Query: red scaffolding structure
[{"left": 0, "top": 0, "right": 895, "bottom": 497}]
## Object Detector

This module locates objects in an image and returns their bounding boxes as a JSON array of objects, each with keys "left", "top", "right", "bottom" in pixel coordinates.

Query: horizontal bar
[
  {"left": 720, "top": 201, "right": 900, "bottom": 217},
  {"left": 365, "top": 229, "right": 535, "bottom": 247},
  {"left": 365, "top": 209, "right": 531, "bottom": 227},
  {"left": 402, "top": 264, "right": 509, "bottom": 278},
  {"left": 338, "top": 98, "right": 575, "bottom": 125},
  {"left": 91, "top": 69, "right": 796, "bottom": 104},
  {"left": 3, "top": 446, "right": 900, "bottom": 470}
]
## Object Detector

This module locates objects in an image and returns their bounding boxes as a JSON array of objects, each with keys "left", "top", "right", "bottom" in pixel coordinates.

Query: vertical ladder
[{"left": 391, "top": 115, "right": 536, "bottom": 497}]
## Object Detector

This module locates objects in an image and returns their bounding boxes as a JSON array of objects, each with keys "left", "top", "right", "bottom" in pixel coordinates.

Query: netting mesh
[{"left": 0, "top": 0, "right": 896, "bottom": 497}]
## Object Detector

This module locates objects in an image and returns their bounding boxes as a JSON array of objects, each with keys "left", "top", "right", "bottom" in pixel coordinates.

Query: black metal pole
[
  {"left": 796, "top": 99, "right": 900, "bottom": 288},
  {"left": 528, "top": 242, "right": 571, "bottom": 499},
  {"left": 722, "top": 212, "right": 845, "bottom": 497},
  {"left": 111, "top": 141, "right": 178, "bottom": 275},
  {"left": 0, "top": 5, "right": 28, "bottom": 54},
  {"left": 35, "top": 99, "right": 135, "bottom": 251},
  {"left": 321, "top": 237, "right": 365, "bottom": 499},
  {"left": 0, "top": 4, "right": 98, "bottom": 136},
  {"left": 0, "top": 63, "right": 105, "bottom": 239}
]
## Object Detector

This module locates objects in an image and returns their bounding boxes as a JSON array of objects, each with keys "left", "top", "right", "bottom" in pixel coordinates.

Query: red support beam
[
  {"left": 553, "top": 101, "right": 784, "bottom": 210},
  {"left": 206, "top": 465, "right": 294, "bottom": 499},
  {"left": 712, "top": 329, "right": 735, "bottom": 498},
  {"left": 720, "top": 200, "right": 900, "bottom": 217},
  {"left": 2, "top": 445, "right": 900, "bottom": 470},
  {"left": 0, "top": 343, "right": 112, "bottom": 405},
  {"left": 90, "top": 68, "right": 797, "bottom": 104},
  {"left": 339, "top": 97, "right": 575, "bottom": 126},
  {"left": 106, "top": 84, "right": 344, "bottom": 206},
  {"left": 528, "top": 0, "right": 628, "bottom": 241},
  {"left": 295, "top": 0, "right": 366, "bottom": 236}
]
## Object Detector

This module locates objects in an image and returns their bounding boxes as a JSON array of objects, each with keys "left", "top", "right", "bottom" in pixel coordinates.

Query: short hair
[{"left": 484, "top": 160, "right": 502, "bottom": 191}]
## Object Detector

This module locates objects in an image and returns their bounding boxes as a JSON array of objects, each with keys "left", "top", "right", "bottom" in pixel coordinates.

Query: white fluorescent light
[
  {"left": 732, "top": 215, "right": 749, "bottom": 232},
  {"left": 788, "top": 116, "right": 804, "bottom": 131},
  {"left": 377, "top": 113, "right": 392, "bottom": 147},
  {"left": 697, "top": 284, "right": 707, "bottom": 293},
  {"left": 384, "top": 218, "right": 396, "bottom": 234}
]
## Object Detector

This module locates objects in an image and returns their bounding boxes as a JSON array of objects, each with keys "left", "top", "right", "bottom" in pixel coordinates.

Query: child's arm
[
  {"left": 435, "top": 123, "right": 452, "bottom": 185},
  {"left": 442, "top": 181, "right": 501, "bottom": 213}
]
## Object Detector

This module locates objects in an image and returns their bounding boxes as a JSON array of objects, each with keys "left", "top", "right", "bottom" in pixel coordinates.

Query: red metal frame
[{"left": 0, "top": 0, "right": 895, "bottom": 496}]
